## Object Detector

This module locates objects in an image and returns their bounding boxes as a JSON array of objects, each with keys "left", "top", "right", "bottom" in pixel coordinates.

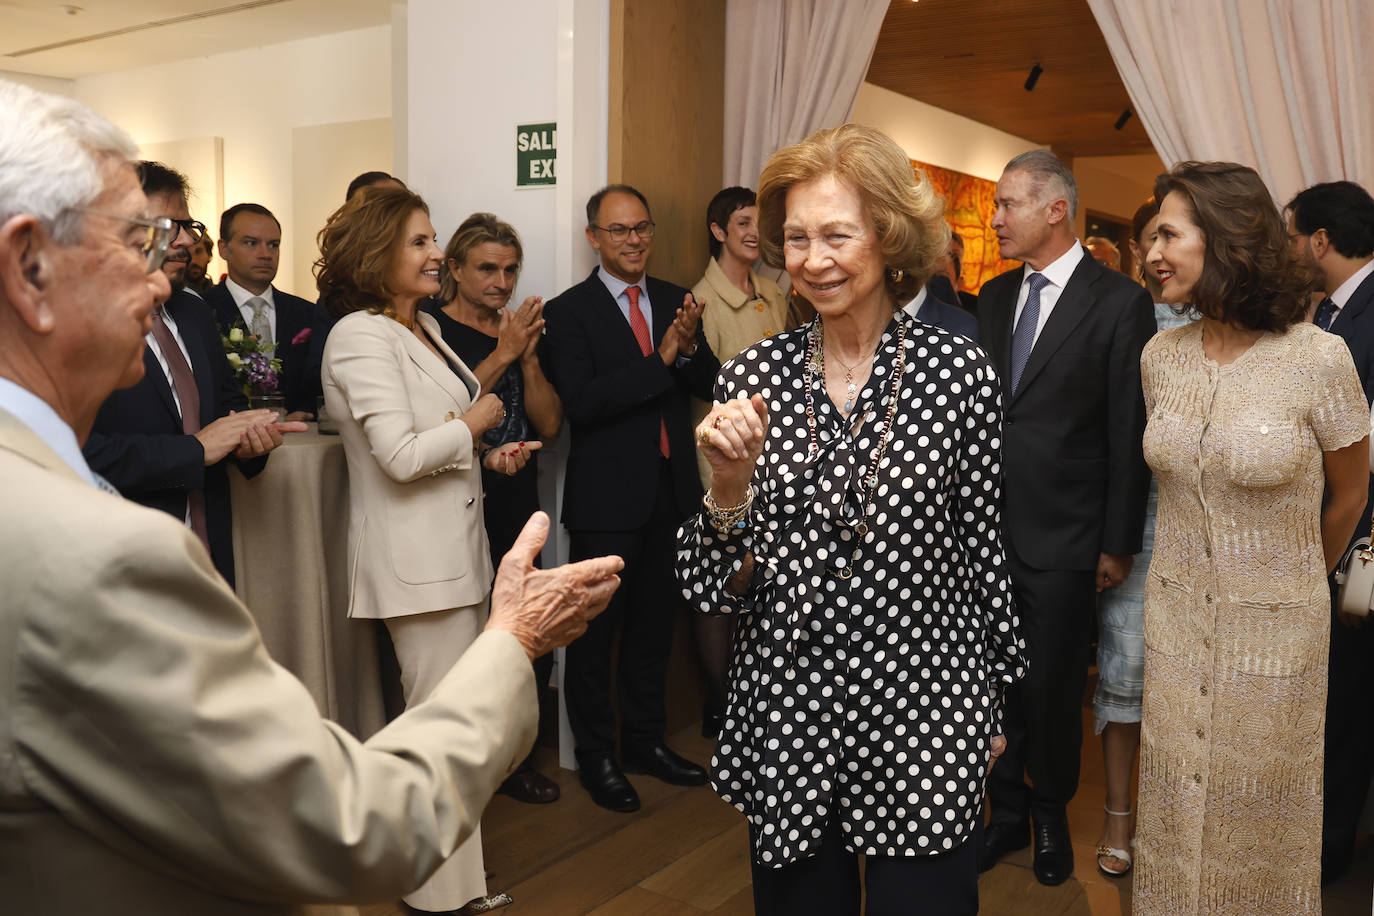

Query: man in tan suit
[{"left": 0, "top": 79, "right": 621, "bottom": 915}]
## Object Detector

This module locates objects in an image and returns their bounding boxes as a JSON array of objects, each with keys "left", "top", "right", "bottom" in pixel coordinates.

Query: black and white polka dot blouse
[{"left": 677, "top": 312, "right": 1026, "bottom": 868}]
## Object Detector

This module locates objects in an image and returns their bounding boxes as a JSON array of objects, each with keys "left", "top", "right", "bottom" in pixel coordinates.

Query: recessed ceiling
[
  {"left": 0, "top": 0, "right": 394, "bottom": 79},
  {"left": 866, "top": 0, "right": 1155, "bottom": 158}
]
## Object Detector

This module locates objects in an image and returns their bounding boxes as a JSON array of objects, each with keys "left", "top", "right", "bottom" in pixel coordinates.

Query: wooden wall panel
[{"left": 608, "top": 0, "right": 726, "bottom": 289}]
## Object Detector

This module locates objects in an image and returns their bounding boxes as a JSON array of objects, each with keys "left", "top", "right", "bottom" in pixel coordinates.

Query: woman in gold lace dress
[{"left": 1133, "top": 161, "right": 1370, "bottom": 915}]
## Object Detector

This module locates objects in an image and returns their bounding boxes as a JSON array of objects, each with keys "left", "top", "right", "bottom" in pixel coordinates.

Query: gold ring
[
  {"left": 698, "top": 428, "right": 710, "bottom": 445},
  {"left": 711, "top": 416, "right": 722, "bottom": 429}
]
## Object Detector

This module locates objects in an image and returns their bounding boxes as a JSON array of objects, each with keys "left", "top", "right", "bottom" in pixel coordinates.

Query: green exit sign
[{"left": 516, "top": 122, "right": 556, "bottom": 187}]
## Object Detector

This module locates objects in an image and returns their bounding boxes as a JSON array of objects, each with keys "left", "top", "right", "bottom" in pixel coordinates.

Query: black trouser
[
  {"left": 484, "top": 463, "right": 553, "bottom": 770},
  {"left": 565, "top": 461, "right": 682, "bottom": 756},
  {"left": 986, "top": 545, "right": 1097, "bottom": 825},
  {"left": 1322, "top": 586, "right": 1374, "bottom": 880},
  {"left": 749, "top": 815, "right": 981, "bottom": 916}
]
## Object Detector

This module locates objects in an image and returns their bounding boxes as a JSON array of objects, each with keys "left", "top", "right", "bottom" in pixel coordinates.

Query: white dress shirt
[
  {"left": 225, "top": 277, "right": 277, "bottom": 341},
  {"left": 902, "top": 286, "right": 928, "bottom": 320},
  {"left": 1013, "top": 241, "right": 1086, "bottom": 348},
  {"left": 0, "top": 377, "right": 98, "bottom": 487}
]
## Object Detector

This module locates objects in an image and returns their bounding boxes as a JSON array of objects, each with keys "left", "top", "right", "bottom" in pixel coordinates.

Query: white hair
[{"left": 0, "top": 79, "right": 139, "bottom": 245}]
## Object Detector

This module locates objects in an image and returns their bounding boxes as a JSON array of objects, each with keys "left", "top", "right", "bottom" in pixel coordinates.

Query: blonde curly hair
[{"left": 757, "top": 123, "right": 948, "bottom": 307}]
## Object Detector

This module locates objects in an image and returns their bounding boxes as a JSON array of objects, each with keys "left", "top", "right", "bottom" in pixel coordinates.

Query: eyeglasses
[
  {"left": 76, "top": 210, "right": 177, "bottom": 273},
  {"left": 591, "top": 220, "right": 655, "bottom": 243},
  {"left": 169, "top": 217, "right": 207, "bottom": 242}
]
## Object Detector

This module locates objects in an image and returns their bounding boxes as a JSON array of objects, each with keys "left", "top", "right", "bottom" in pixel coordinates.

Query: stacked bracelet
[{"left": 704, "top": 488, "right": 753, "bottom": 536}]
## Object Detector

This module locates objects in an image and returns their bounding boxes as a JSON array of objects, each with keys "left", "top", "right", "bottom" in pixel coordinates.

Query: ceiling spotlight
[
  {"left": 1024, "top": 64, "right": 1043, "bottom": 92},
  {"left": 1114, "top": 109, "right": 1133, "bottom": 130},
  {"left": 61, "top": 4, "right": 83, "bottom": 13}
]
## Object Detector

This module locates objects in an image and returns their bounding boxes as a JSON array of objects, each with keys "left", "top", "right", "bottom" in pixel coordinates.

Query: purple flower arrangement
[{"left": 221, "top": 326, "right": 283, "bottom": 398}]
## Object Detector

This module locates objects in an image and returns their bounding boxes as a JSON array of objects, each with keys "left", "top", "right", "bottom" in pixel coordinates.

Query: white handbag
[{"left": 1333, "top": 534, "right": 1374, "bottom": 619}]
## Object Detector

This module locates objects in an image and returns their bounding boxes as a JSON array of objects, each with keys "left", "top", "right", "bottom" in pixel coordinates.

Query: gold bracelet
[{"left": 703, "top": 488, "right": 753, "bottom": 535}]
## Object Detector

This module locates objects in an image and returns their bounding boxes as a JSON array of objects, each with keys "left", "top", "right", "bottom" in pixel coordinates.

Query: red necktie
[
  {"left": 149, "top": 308, "right": 211, "bottom": 553},
  {"left": 626, "top": 286, "right": 670, "bottom": 458}
]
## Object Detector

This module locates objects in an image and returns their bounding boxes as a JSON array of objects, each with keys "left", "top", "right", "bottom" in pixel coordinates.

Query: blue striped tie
[
  {"left": 1010, "top": 272, "right": 1050, "bottom": 394},
  {"left": 1314, "top": 297, "right": 1338, "bottom": 331}
]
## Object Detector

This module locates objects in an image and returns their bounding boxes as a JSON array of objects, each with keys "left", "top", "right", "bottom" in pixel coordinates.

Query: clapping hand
[
  {"left": 485, "top": 512, "right": 623, "bottom": 659},
  {"left": 483, "top": 440, "right": 543, "bottom": 476},
  {"left": 495, "top": 296, "right": 545, "bottom": 365},
  {"left": 462, "top": 393, "right": 506, "bottom": 438},
  {"left": 673, "top": 293, "right": 703, "bottom": 357}
]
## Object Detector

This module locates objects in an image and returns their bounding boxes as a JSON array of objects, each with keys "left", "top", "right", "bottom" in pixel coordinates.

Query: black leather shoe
[
  {"left": 978, "top": 819, "right": 1030, "bottom": 873},
  {"left": 622, "top": 743, "right": 707, "bottom": 786},
  {"left": 497, "top": 765, "right": 560, "bottom": 804},
  {"left": 578, "top": 755, "right": 640, "bottom": 812},
  {"left": 1032, "top": 809, "right": 1074, "bottom": 886}
]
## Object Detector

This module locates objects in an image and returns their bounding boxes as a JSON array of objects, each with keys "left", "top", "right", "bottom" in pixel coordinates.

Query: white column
[{"left": 402, "top": 0, "right": 610, "bottom": 770}]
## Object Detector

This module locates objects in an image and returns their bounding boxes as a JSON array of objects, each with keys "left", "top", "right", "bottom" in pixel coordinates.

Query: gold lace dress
[{"left": 1134, "top": 321, "right": 1368, "bottom": 914}]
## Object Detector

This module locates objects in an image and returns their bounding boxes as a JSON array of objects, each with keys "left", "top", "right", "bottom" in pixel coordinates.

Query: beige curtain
[
  {"left": 1087, "top": 0, "right": 1374, "bottom": 204},
  {"left": 723, "top": 0, "right": 890, "bottom": 189}
]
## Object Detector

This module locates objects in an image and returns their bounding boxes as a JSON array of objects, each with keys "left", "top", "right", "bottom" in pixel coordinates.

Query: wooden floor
[{"left": 361, "top": 714, "right": 1374, "bottom": 915}]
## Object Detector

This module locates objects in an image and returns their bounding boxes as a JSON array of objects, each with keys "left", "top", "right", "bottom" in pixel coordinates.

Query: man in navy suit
[
  {"left": 205, "top": 203, "right": 315, "bottom": 418},
  {"left": 83, "top": 163, "right": 301, "bottom": 587},
  {"left": 975, "top": 151, "right": 1155, "bottom": 886},
  {"left": 543, "top": 185, "right": 720, "bottom": 812},
  {"left": 1286, "top": 180, "right": 1374, "bottom": 885},
  {"left": 905, "top": 282, "right": 978, "bottom": 341}
]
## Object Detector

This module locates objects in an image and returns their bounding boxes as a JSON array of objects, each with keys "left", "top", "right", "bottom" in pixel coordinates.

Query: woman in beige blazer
[{"left": 318, "top": 187, "right": 539, "bottom": 916}]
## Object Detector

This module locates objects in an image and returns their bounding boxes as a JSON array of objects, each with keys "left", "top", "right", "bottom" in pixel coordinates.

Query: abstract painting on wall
[{"left": 912, "top": 159, "right": 1017, "bottom": 295}]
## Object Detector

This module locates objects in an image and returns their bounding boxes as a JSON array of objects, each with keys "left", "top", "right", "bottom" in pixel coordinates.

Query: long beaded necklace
[{"left": 803, "top": 316, "right": 907, "bottom": 579}]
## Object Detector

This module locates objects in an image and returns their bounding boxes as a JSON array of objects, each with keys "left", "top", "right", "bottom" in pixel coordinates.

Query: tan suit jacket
[
  {"left": 322, "top": 311, "right": 493, "bottom": 619},
  {"left": 0, "top": 408, "right": 535, "bottom": 915}
]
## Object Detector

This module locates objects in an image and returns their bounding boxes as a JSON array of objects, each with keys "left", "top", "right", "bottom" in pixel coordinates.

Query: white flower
[
  {"left": 228, "top": 327, "right": 244, "bottom": 343},
  {"left": 227, "top": 353, "right": 243, "bottom": 368}
]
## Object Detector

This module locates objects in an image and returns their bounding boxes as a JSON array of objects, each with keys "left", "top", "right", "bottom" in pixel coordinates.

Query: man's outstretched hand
[{"left": 486, "top": 512, "right": 623, "bottom": 659}]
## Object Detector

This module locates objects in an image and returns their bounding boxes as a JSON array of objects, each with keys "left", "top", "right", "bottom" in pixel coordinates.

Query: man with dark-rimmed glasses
[
  {"left": 543, "top": 184, "right": 720, "bottom": 812},
  {"left": 82, "top": 160, "right": 305, "bottom": 587}
]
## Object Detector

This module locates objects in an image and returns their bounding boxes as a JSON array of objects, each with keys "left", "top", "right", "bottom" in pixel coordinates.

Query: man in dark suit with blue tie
[
  {"left": 1286, "top": 180, "right": 1374, "bottom": 885},
  {"left": 975, "top": 151, "right": 1156, "bottom": 886},
  {"left": 204, "top": 203, "right": 316, "bottom": 418},
  {"left": 543, "top": 185, "right": 720, "bottom": 812},
  {"left": 83, "top": 163, "right": 301, "bottom": 587}
]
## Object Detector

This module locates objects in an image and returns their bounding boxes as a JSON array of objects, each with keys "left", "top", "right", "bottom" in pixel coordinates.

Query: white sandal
[{"left": 1096, "top": 806, "right": 1134, "bottom": 877}]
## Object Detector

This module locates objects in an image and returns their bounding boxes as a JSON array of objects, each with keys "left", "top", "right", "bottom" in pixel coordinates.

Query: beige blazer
[
  {"left": 0, "top": 407, "right": 536, "bottom": 914},
  {"left": 322, "top": 311, "right": 493, "bottom": 619}
]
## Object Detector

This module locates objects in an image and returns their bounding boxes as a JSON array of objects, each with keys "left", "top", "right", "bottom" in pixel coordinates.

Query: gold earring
[{"left": 889, "top": 267, "right": 904, "bottom": 282}]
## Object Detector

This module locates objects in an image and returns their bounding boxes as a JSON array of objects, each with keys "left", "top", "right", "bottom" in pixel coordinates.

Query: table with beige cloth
[{"left": 229, "top": 425, "right": 388, "bottom": 742}]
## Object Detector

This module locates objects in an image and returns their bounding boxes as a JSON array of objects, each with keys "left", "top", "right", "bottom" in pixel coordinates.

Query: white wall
[
  {"left": 851, "top": 81, "right": 1043, "bottom": 182},
  {"left": 405, "top": 0, "right": 606, "bottom": 304},
  {"left": 1, "top": 69, "right": 74, "bottom": 96},
  {"left": 71, "top": 25, "right": 393, "bottom": 298}
]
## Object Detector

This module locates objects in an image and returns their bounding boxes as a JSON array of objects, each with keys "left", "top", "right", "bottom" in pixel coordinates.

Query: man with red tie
[
  {"left": 83, "top": 162, "right": 302, "bottom": 587},
  {"left": 543, "top": 185, "right": 720, "bottom": 812}
]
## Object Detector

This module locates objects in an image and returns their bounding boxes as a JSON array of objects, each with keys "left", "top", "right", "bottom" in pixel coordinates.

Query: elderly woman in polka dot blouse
[{"left": 677, "top": 123, "right": 1026, "bottom": 916}]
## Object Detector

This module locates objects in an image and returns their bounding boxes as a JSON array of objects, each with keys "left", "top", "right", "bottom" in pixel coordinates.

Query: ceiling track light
[
  {"left": 1024, "top": 64, "right": 1043, "bottom": 92},
  {"left": 1114, "top": 109, "right": 1133, "bottom": 130}
]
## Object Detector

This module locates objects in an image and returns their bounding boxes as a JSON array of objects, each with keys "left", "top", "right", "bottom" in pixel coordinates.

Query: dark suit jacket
[
  {"left": 544, "top": 268, "right": 720, "bottom": 531},
  {"left": 205, "top": 282, "right": 316, "bottom": 414},
  {"left": 916, "top": 290, "right": 979, "bottom": 342},
  {"left": 1326, "top": 268, "right": 1374, "bottom": 547},
  {"left": 977, "top": 247, "right": 1156, "bottom": 571},
  {"left": 84, "top": 290, "right": 266, "bottom": 586}
]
